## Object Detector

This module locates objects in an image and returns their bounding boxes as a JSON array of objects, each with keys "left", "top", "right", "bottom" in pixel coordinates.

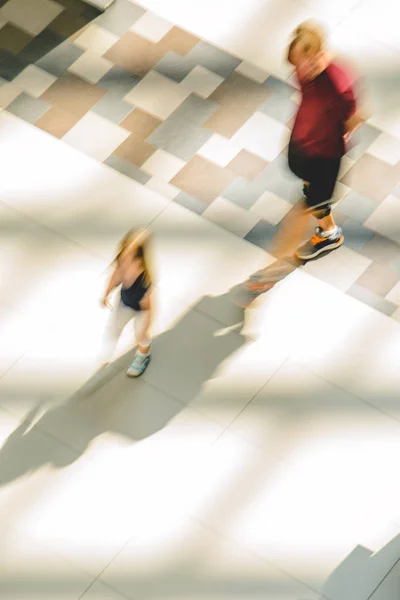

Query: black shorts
[{"left": 288, "top": 145, "right": 341, "bottom": 212}]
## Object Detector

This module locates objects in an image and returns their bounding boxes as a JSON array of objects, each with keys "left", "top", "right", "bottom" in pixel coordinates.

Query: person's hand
[{"left": 101, "top": 296, "right": 110, "bottom": 308}]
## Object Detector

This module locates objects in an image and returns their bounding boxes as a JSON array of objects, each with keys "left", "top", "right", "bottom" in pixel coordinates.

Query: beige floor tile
[
  {"left": 113, "top": 132, "right": 156, "bottom": 167},
  {"left": 120, "top": 107, "right": 162, "bottom": 137},
  {"left": 356, "top": 262, "right": 399, "bottom": 297},
  {"left": 104, "top": 31, "right": 165, "bottom": 77},
  {"left": 342, "top": 154, "right": 400, "bottom": 203},
  {"left": 35, "top": 105, "right": 80, "bottom": 139},
  {"left": 158, "top": 25, "right": 200, "bottom": 55},
  {"left": 227, "top": 149, "right": 268, "bottom": 179},
  {"left": 171, "top": 155, "right": 236, "bottom": 203},
  {"left": 41, "top": 73, "right": 107, "bottom": 119}
]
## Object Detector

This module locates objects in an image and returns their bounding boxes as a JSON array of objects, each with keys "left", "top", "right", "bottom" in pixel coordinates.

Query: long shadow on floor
[
  {"left": 0, "top": 285, "right": 248, "bottom": 487},
  {"left": 0, "top": 0, "right": 99, "bottom": 82}
]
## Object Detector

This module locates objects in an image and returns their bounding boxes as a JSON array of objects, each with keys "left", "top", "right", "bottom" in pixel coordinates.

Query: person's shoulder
[{"left": 327, "top": 60, "right": 356, "bottom": 89}]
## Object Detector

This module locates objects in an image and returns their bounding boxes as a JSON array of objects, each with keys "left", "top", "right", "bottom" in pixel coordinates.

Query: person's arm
[
  {"left": 102, "top": 266, "right": 122, "bottom": 307},
  {"left": 341, "top": 85, "right": 364, "bottom": 140}
]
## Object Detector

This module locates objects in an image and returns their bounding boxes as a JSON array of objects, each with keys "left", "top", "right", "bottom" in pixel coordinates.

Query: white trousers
[{"left": 100, "top": 298, "right": 151, "bottom": 363}]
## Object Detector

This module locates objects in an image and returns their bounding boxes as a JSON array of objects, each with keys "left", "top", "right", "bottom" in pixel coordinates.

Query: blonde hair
[
  {"left": 115, "top": 228, "right": 153, "bottom": 287},
  {"left": 287, "top": 21, "right": 326, "bottom": 64}
]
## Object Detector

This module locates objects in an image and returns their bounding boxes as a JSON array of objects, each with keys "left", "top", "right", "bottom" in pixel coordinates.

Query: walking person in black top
[{"left": 100, "top": 228, "right": 154, "bottom": 377}]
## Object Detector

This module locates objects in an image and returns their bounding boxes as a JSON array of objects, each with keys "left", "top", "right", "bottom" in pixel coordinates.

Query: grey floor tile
[
  {"left": 149, "top": 124, "right": 212, "bottom": 161},
  {"left": 347, "top": 283, "right": 397, "bottom": 316},
  {"left": 341, "top": 218, "right": 375, "bottom": 253},
  {"left": 174, "top": 191, "right": 207, "bottom": 215},
  {"left": 97, "top": 66, "right": 140, "bottom": 97},
  {"left": 104, "top": 155, "right": 151, "bottom": 184},
  {"left": 7, "top": 93, "right": 50, "bottom": 124},
  {"left": 338, "top": 190, "right": 378, "bottom": 223},
  {"left": 95, "top": 0, "right": 145, "bottom": 36},
  {"left": 264, "top": 76, "right": 296, "bottom": 97},
  {"left": 150, "top": 94, "right": 218, "bottom": 138},
  {"left": 346, "top": 122, "right": 381, "bottom": 161},
  {"left": 21, "top": 29, "right": 66, "bottom": 64},
  {"left": 92, "top": 90, "right": 133, "bottom": 123},
  {"left": 153, "top": 51, "right": 193, "bottom": 83},
  {"left": 148, "top": 95, "right": 218, "bottom": 160},
  {"left": 0, "top": 50, "right": 30, "bottom": 81},
  {"left": 260, "top": 95, "right": 297, "bottom": 124},
  {"left": 359, "top": 233, "right": 400, "bottom": 264},
  {"left": 388, "top": 256, "right": 400, "bottom": 278},
  {"left": 221, "top": 176, "right": 263, "bottom": 210},
  {"left": 36, "top": 41, "right": 84, "bottom": 77},
  {"left": 392, "top": 182, "right": 400, "bottom": 199},
  {"left": 244, "top": 218, "right": 278, "bottom": 250},
  {"left": 256, "top": 153, "right": 301, "bottom": 204},
  {"left": 187, "top": 41, "right": 241, "bottom": 78}
]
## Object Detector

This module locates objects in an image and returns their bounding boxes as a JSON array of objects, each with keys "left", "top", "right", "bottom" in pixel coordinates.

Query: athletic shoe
[
  {"left": 127, "top": 353, "right": 151, "bottom": 377},
  {"left": 295, "top": 226, "right": 344, "bottom": 261}
]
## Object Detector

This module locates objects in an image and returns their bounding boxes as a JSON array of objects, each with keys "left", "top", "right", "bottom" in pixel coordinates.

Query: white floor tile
[
  {"left": 235, "top": 60, "right": 269, "bottom": 83},
  {"left": 74, "top": 24, "right": 119, "bottom": 55},
  {"left": 124, "top": 70, "right": 191, "bottom": 120},
  {"left": 197, "top": 133, "right": 241, "bottom": 167},
  {"left": 63, "top": 112, "right": 130, "bottom": 162},
  {"left": 302, "top": 244, "right": 372, "bottom": 292},
  {"left": 12, "top": 65, "right": 57, "bottom": 99},
  {"left": 68, "top": 51, "right": 114, "bottom": 85},
  {"left": 365, "top": 195, "right": 400, "bottom": 245},
  {"left": 145, "top": 176, "right": 181, "bottom": 199},
  {"left": 130, "top": 10, "right": 173, "bottom": 42},
  {"left": 180, "top": 65, "right": 224, "bottom": 99},
  {"left": 231, "top": 112, "right": 290, "bottom": 162},
  {"left": 250, "top": 191, "right": 292, "bottom": 225},
  {"left": 367, "top": 132, "right": 400, "bottom": 166},
  {"left": 203, "top": 196, "right": 260, "bottom": 237},
  {"left": 142, "top": 148, "right": 186, "bottom": 181}
]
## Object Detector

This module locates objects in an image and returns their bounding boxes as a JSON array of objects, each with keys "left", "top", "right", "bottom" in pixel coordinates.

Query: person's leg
[
  {"left": 126, "top": 310, "right": 152, "bottom": 377},
  {"left": 99, "top": 299, "right": 134, "bottom": 365}
]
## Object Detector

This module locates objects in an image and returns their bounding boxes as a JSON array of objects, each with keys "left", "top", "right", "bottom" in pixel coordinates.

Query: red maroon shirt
[{"left": 290, "top": 62, "right": 357, "bottom": 158}]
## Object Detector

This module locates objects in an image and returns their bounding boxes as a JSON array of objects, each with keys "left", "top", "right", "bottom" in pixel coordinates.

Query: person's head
[
  {"left": 115, "top": 228, "right": 152, "bottom": 285},
  {"left": 287, "top": 21, "right": 327, "bottom": 82}
]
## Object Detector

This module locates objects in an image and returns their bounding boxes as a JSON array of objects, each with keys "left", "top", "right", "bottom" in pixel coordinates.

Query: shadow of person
[
  {"left": 319, "top": 534, "right": 400, "bottom": 600},
  {"left": 0, "top": 285, "right": 248, "bottom": 488}
]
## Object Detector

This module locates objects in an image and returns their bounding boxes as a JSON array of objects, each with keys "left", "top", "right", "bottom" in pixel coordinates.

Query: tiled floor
[
  {"left": 0, "top": 0, "right": 400, "bottom": 319},
  {"left": 1, "top": 0, "right": 400, "bottom": 598},
  {"left": 1, "top": 109, "right": 400, "bottom": 599}
]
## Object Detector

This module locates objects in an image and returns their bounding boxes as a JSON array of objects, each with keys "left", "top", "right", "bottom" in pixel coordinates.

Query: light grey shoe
[{"left": 127, "top": 353, "right": 151, "bottom": 378}]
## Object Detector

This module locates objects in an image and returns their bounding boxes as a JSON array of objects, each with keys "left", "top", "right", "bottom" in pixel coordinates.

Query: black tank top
[{"left": 120, "top": 272, "right": 150, "bottom": 311}]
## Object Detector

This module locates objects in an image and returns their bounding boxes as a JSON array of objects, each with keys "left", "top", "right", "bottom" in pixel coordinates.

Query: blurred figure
[
  {"left": 245, "top": 20, "right": 363, "bottom": 299},
  {"left": 100, "top": 228, "right": 154, "bottom": 377}
]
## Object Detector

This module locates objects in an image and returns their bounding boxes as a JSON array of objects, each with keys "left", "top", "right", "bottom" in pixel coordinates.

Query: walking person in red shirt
[{"left": 243, "top": 21, "right": 363, "bottom": 302}]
